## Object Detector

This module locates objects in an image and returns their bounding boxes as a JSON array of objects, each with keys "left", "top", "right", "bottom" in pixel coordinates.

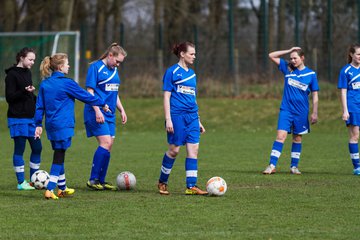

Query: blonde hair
[
  {"left": 40, "top": 53, "right": 68, "bottom": 78},
  {"left": 98, "top": 43, "right": 127, "bottom": 60}
]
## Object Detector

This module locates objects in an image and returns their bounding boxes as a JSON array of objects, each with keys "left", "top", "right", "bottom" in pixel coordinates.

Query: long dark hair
[
  {"left": 347, "top": 44, "right": 360, "bottom": 63},
  {"left": 16, "top": 47, "right": 35, "bottom": 64}
]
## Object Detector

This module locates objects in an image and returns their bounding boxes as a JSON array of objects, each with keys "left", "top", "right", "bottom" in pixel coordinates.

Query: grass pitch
[{"left": 0, "top": 98, "right": 358, "bottom": 240}]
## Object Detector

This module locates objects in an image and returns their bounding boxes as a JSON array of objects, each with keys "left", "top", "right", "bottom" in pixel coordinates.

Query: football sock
[
  {"left": 90, "top": 146, "right": 108, "bottom": 181},
  {"left": 47, "top": 163, "right": 63, "bottom": 191},
  {"left": 13, "top": 137, "right": 26, "bottom": 184},
  {"left": 99, "top": 150, "right": 111, "bottom": 183},
  {"left": 291, "top": 142, "right": 302, "bottom": 167},
  {"left": 57, "top": 165, "right": 66, "bottom": 190},
  {"left": 349, "top": 143, "right": 360, "bottom": 169},
  {"left": 159, "top": 153, "right": 175, "bottom": 184},
  {"left": 13, "top": 155, "right": 25, "bottom": 184},
  {"left": 185, "top": 158, "right": 198, "bottom": 188},
  {"left": 28, "top": 137, "right": 42, "bottom": 178},
  {"left": 269, "top": 141, "right": 284, "bottom": 166}
]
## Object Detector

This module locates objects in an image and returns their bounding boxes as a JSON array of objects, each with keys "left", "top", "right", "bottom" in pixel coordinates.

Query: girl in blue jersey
[
  {"left": 263, "top": 47, "right": 319, "bottom": 175},
  {"left": 5, "top": 47, "right": 42, "bottom": 190},
  {"left": 84, "top": 43, "right": 127, "bottom": 191},
  {"left": 157, "top": 42, "right": 208, "bottom": 195},
  {"left": 338, "top": 44, "right": 360, "bottom": 175},
  {"left": 35, "top": 53, "right": 108, "bottom": 200}
]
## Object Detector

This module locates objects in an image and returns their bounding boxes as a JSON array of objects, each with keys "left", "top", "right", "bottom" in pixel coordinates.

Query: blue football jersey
[
  {"left": 84, "top": 60, "right": 120, "bottom": 123},
  {"left": 338, "top": 64, "right": 360, "bottom": 113},
  {"left": 278, "top": 58, "right": 319, "bottom": 115},
  {"left": 163, "top": 64, "right": 198, "bottom": 114}
]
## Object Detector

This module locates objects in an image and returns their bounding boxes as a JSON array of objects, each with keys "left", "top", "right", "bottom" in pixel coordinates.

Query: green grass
[{"left": 0, "top": 98, "right": 356, "bottom": 239}]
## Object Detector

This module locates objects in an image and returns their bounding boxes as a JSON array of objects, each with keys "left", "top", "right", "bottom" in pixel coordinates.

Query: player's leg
[
  {"left": 263, "top": 110, "right": 291, "bottom": 174},
  {"left": 27, "top": 137, "right": 42, "bottom": 180},
  {"left": 45, "top": 146, "right": 65, "bottom": 200},
  {"left": 13, "top": 137, "right": 34, "bottom": 190},
  {"left": 158, "top": 144, "right": 180, "bottom": 195},
  {"left": 290, "top": 134, "right": 302, "bottom": 175},
  {"left": 348, "top": 125, "right": 360, "bottom": 175}
]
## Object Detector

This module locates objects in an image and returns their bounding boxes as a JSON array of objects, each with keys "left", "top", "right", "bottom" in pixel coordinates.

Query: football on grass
[
  {"left": 31, "top": 170, "right": 50, "bottom": 190},
  {"left": 206, "top": 176, "right": 227, "bottom": 196},
  {"left": 116, "top": 171, "right": 136, "bottom": 190}
]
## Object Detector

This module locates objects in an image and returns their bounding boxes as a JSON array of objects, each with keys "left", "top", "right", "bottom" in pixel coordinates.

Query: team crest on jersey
[
  {"left": 177, "top": 85, "right": 195, "bottom": 95},
  {"left": 105, "top": 83, "right": 119, "bottom": 91},
  {"left": 288, "top": 78, "right": 308, "bottom": 91}
]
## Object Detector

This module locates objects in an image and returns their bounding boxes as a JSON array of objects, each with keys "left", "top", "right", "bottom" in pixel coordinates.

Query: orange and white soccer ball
[
  {"left": 116, "top": 171, "right": 136, "bottom": 190},
  {"left": 206, "top": 176, "right": 227, "bottom": 196}
]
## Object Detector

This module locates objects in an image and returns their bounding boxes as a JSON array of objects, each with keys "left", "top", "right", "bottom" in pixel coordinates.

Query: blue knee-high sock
[
  {"left": 291, "top": 142, "right": 302, "bottom": 167},
  {"left": 47, "top": 164, "right": 62, "bottom": 191},
  {"left": 13, "top": 155, "right": 25, "bottom": 184},
  {"left": 99, "top": 150, "right": 111, "bottom": 183},
  {"left": 159, "top": 154, "right": 175, "bottom": 184},
  {"left": 90, "top": 146, "right": 108, "bottom": 181},
  {"left": 269, "top": 141, "right": 284, "bottom": 166},
  {"left": 185, "top": 158, "right": 198, "bottom": 188},
  {"left": 349, "top": 143, "right": 360, "bottom": 169},
  {"left": 57, "top": 164, "right": 66, "bottom": 190},
  {"left": 29, "top": 137, "right": 42, "bottom": 178}
]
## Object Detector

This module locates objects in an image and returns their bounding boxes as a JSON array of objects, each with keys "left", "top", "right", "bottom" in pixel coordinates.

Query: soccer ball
[
  {"left": 206, "top": 176, "right": 227, "bottom": 196},
  {"left": 116, "top": 171, "right": 136, "bottom": 190},
  {"left": 31, "top": 170, "right": 50, "bottom": 190}
]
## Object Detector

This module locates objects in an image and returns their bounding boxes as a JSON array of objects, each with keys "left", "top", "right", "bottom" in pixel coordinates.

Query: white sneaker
[
  {"left": 263, "top": 164, "right": 276, "bottom": 174},
  {"left": 290, "top": 166, "right": 301, "bottom": 175}
]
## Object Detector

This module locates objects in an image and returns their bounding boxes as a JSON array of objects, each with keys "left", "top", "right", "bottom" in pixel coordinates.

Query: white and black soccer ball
[
  {"left": 206, "top": 176, "right": 227, "bottom": 196},
  {"left": 31, "top": 170, "right": 50, "bottom": 190},
  {"left": 116, "top": 171, "right": 136, "bottom": 190}
]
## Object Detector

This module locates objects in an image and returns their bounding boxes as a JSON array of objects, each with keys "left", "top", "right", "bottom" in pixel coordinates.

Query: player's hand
[
  {"left": 95, "top": 109, "right": 105, "bottom": 123},
  {"left": 290, "top": 46, "right": 301, "bottom": 52},
  {"left": 166, "top": 119, "right": 174, "bottom": 133},
  {"left": 34, "top": 127, "right": 42, "bottom": 139},
  {"left": 25, "top": 85, "right": 35, "bottom": 92},
  {"left": 120, "top": 110, "right": 127, "bottom": 124},
  {"left": 342, "top": 111, "right": 350, "bottom": 121},
  {"left": 200, "top": 122, "right": 206, "bottom": 134},
  {"left": 310, "top": 113, "right": 318, "bottom": 125}
]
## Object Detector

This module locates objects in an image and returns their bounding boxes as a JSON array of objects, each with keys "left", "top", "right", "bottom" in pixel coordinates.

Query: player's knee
[{"left": 167, "top": 149, "right": 179, "bottom": 158}]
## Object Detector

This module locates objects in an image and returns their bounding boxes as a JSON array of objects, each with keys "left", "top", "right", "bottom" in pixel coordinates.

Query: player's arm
[
  {"left": 116, "top": 95, "right": 127, "bottom": 124},
  {"left": 87, "top": 87, "right": 105, "bottom": 123},
  {"left": 310, "top": 91, "right": 319, "bottom": 124},
  {"left": 164, "top": 91, "right": 173, "bottom": 133},
  {"left": 340, "top": 88, "right": 349, "bottom": 121},
  {"left": 268, "top": 47, "right": 301, "bottom": 65}
]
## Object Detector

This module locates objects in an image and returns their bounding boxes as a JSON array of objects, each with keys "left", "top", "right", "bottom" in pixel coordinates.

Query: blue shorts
[
  {"left": 346, "top": 112, "right": 360, "bottom": 126},
  {"left": 277, "top": 110, "right": 309, "bottom": 135},
  {"left": 51, "top": 138, "right": 72, "bottom": 150},
  {"left": 167, "top": 112, "right": 200, "bottom": 146},
  {"left": 9, "top": 123, "right": 36, "bottom": 138},
  {"left": 85, "top": 120, "right": 116, "bottom": 137}
]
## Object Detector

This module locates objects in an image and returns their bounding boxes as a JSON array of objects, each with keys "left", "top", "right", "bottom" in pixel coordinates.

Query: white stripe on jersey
[
  {"left": 99, "top": 68, "right": 117, "bottom": 85},
  {"left": 285, "top": 72, "right": 315, "bottom": 78},
  {"left": 348, "top": 73, "right": 360, "bottom": 85},
  {"left": 98, "top": 64, "right": 105, "bottom": 73},
  {"left": 172, "top": 66, "right": 180, "bottom": 74},
  {"left": 174, "top": 74, "right": 196, "bottom": 84},
  {"left": 344, "top": 65, "right": 351, "bottom": 73}
]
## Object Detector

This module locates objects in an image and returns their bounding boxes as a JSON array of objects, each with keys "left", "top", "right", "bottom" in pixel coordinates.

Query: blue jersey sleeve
[
  {"left": 278, "top": 58, "right": 288, "bottom": 75},
  {"left": 338, "top": 66, "right": 348, "bottom": 89},
  {"left": 66, "top": 79, "right": 105, "bottom": 106},
  {"left": 309, "top": 73, "right": 320, "bottom": 92},
  {"left": 86, "top": 63, "right": 98, "bottom": 89},
  {"left": 162, "top": 68, "right": 174, "bottom": 92},
  {"left": 34, "top": 85, "right": 45, "bottom": 127}
]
